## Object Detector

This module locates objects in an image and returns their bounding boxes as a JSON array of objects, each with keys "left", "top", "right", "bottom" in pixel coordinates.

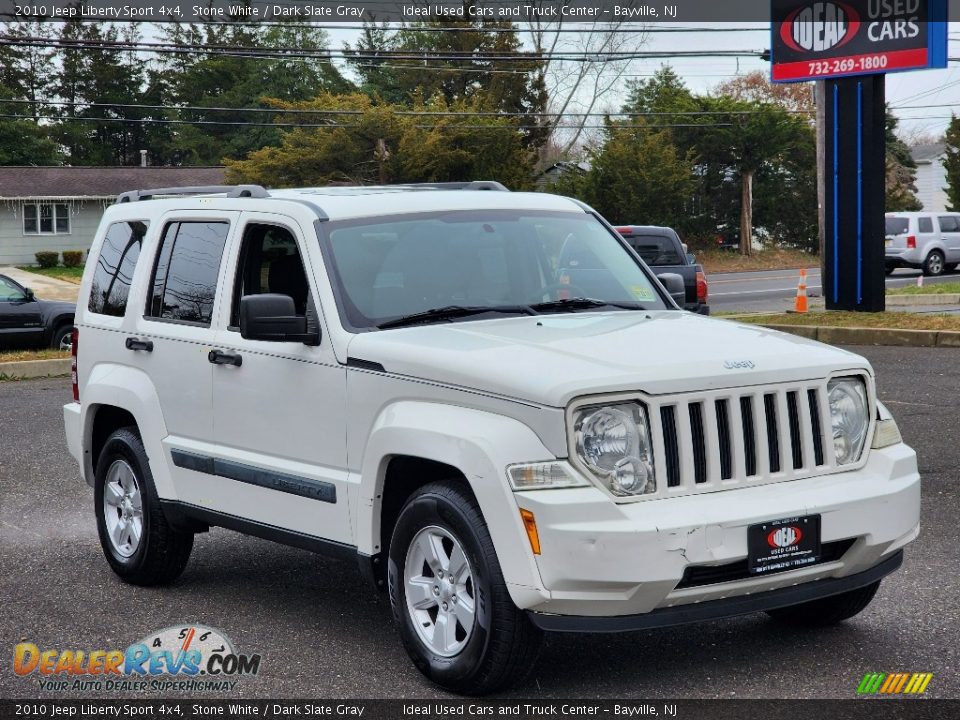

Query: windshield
[
  {"left": 319, "top": 210, "right": 669, "bottom": 330},
  {"left": 628, "top": 235, "right": 684, "bottom": 265},
  {"left": 885, "top": 217, "right": 909, "bottom": 236}
]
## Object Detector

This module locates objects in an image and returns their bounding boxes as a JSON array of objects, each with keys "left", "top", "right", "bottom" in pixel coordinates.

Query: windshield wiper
[
  {"left": 377, "top": 305, "right": 536, "bottom": 330},
  {"left": 529, "top": 297, "right": 647, "bottom": 313}
]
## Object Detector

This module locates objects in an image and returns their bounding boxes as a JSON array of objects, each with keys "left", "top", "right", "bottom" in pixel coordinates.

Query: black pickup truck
[{"left": 615, "top": 225, "right": 710, "bottom": 315}]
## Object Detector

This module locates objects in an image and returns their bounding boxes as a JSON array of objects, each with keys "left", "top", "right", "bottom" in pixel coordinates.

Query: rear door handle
[
  {"left": 125, "top": 337, "right": 153, "bottom": 352},
  {"left": 208, "top": 349, "right": 242, "bottom": 367}
]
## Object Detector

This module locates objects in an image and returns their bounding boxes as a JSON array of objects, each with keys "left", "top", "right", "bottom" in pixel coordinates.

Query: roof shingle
[{"left": 0, "top": 166, "right": 226, "bottom": 199}]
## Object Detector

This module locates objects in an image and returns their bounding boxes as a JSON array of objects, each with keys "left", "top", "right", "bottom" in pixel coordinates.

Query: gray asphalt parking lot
[{"left": 1, "top": 345, "right": 957, "bottom": 700}]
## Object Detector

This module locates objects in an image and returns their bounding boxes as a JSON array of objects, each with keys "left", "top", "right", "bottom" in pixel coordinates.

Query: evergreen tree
[{"left": 943, "top": 115, "right": 960, "bottom": 212}]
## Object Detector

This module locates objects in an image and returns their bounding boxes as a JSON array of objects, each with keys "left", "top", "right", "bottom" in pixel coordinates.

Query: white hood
[{"left": 346, "top": 311, "right": 870, "bottom": 407}]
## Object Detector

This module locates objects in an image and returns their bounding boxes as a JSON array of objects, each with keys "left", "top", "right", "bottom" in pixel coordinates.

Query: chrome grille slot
[
  {"left": 689, "top": 402, "right": 707, "bottom": 484},
  {"left": 715, "top": 399, "right": 733, "bottom": 480},
  {"left": 808, "top": 388, "right": 825, "bottom": 466},
  {"left": 661, "top": 405, "right": 681, "bottom": 487},
  {"left": 787, "top": 391, "right": 803, "bottom": 470},
  {"left": 740, "top": 396, "right": 757, "bottom": 477},
  {"left": 763, "top": 393, "right": 781, "bottom": 474}
]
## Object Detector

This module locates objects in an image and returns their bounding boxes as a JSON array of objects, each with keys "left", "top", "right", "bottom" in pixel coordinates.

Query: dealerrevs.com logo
[{"left": 13, "top": 625, "right": 260, "bottom": 692}]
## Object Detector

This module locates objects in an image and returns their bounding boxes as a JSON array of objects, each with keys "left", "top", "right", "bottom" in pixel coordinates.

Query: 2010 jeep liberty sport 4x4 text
[{"left": 64, "top": 183, "right": 920, "bottom": 694}]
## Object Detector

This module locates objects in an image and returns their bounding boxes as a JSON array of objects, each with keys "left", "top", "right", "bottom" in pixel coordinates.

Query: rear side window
[
  {"left": 885, "top": 217, "right": 909, "bottom": 235},
  {"left": 147, "top": 221, "right": 229, "bottom": 325},
  {"left": 938, "top": 216, "right": 959, "bottom": 232},
  {"left": 918, "top": 217, "right": 934, "bottom": 233},
  {"left": 88, "top": 221, "right": 148, "bottom": 317}
]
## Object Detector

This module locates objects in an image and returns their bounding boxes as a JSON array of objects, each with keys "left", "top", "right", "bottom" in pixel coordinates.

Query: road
[
  {"left": 1, "top": 348, "right": 957, "bottom": 700},
  {"left": 709, "top": 266, "right": 960, "bottom": 313}
]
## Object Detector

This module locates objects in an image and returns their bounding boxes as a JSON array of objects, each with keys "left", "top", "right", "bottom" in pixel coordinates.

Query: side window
[
  {"left": 918, "top": 217, "right": 933, "bottom": 233},
  {"left": 0, "top": 276, "right": 26, "bottom": 301},
  {"left": 88, "top": 221, "right": 148, "bottom": 317},
  {"left": 230, "top": 224, "right": 310, "bottom": 328},
  {"left": 937, "top": 216, "right": 958, "bottom": 232},
  {"left": 147, "top": 221, "right": 229, "bottom": 326}
]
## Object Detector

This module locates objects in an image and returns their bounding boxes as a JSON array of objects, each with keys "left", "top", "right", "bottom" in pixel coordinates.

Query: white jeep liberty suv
[{"left": 64, "top": 183, "right": 920, "bottom": 694}]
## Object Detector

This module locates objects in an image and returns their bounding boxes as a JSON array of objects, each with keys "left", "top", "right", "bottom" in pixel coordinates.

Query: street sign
[{"left": 771, "top": 0, "right": 948, "bottom": 83}]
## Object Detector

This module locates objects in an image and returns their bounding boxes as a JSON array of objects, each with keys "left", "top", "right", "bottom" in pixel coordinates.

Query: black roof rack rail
[
  {"left": 116, "top": 185, "right": 270, "bottom": 203},
  {"left": 403, "top": 181, "right": 509, "bottom": 192}
]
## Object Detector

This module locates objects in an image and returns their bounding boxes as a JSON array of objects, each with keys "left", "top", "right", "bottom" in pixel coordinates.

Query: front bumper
[
  {"left": 514, "top": 442, "right": 919, "bottom": 617},
  {"left": 529, "top": 550, "right": 902, "bottom": 632}
]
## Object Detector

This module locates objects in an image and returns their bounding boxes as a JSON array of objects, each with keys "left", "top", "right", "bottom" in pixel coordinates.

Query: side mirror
[
  {"left": 239, "top": 294, "right": 320, "bottom": 345},
  {"left": 656, "top": 273, "right": 686, "bottom": 307},
  {"left": 24, "top": 288, "right": 35, "bottom": 300}
]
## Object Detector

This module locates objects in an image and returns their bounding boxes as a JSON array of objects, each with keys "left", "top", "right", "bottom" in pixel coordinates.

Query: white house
[
  {"left": 0, "top": 166, "right": 225, "bottom": 266},
  {"left": 911, "top": 142, "right": 949, "bottom": 213}
]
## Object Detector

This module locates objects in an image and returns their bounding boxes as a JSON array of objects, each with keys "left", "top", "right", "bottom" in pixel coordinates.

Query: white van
[{"left": 885, "top": 211, "right": 960, "bottom": 276}]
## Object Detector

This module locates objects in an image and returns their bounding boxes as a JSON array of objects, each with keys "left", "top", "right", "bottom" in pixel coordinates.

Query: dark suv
[{"left": 0, "top": 274, "right": 75, "bottom": 351}]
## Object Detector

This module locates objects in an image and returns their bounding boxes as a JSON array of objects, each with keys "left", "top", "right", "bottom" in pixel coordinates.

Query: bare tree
[{"left": 526, "top": 4, "right": 649, "bottom": 162}]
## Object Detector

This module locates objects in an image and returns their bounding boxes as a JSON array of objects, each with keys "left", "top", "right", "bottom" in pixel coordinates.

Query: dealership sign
[{"left": 771, "top": 0, "right": 948, "bottom": 82}]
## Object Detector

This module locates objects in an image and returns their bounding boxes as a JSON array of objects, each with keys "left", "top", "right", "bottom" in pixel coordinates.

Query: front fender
[
  {"left": 81, "top": 364, "right": 172, "bottom": 498},
  {"left": 357, "top": 401, "right": 555, "bottom": 608}
]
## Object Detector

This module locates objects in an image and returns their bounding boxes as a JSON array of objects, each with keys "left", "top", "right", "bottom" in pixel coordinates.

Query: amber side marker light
[{"left": 520, "top": 509, "right": 541, "bottom": 555}]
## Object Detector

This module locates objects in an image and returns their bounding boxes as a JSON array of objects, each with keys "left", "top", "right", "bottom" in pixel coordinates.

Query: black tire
[
  {"left": 94, "top": 427, "right": 193, "bottom": 586},
  {"left": 49, "top": 324, "right": 72, "bottom": 350},
  {"left": 923, "top": 250, "right": 945, "bottom": 276},
  {"left": 766, "top": 580, "right": 881, "bottom": 627},
  {"left": 884, "top": 267, "right": 895, "bottom": 276},
  {"left": 387, "top": 481, "right": 542, "bottom": 695}
]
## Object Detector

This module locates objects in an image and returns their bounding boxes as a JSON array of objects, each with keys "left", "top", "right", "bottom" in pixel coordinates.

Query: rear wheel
[
  {"left": 388, "top": 482, "right": 542, "bottom": 695},
  {"left": 95, "top": 427, "right": 193, "bottom": 586},
  {"left": 884, "top": 267, "right": 895, "bottom": 276},
  {"left": 766, "top": 580, "right": 881, "bottom": 627},
  {"left": 923, "top": 250, "right": 945, "bottom": 276},
  {"left": 50, "top": 324, "right": 72, "bottom": 351}
]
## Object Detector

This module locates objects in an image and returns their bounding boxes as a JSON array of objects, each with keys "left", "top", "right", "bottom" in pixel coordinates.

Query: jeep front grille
[{"left": 651, "top": 382, "right": 838, "bottom": 496}]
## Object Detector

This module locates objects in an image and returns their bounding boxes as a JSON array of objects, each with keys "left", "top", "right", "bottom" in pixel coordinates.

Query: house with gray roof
[
  {"left": 0, "top": 166, "right": 225, "bottom": 265},
  {"left": 911, "top": 142, "right": 948, "bottom": 213}
]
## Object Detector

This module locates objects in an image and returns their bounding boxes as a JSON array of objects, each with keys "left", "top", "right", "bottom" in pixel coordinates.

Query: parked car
[
  {"left": 65, "top": 183, "right": 918, "bottom": 695},
  {"left": 0, "top": 273, "right": 74, "bottom": 351},
  {"left": 615, "top": 225, "right": 709, "bottom": 314},
  {"left": 885, "top": 212, "right": 960, "bottom": 276}
]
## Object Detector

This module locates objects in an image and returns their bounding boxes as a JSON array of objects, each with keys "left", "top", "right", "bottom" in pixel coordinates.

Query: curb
[
  {"left": 0, "top": 358, "right": 71, "bottom": 380},
  {"left": 886, "top": 293, "right": 960, "bottom": 306},
  {"left": 761, "top": 323, "right": 960, "bottom": 348}
]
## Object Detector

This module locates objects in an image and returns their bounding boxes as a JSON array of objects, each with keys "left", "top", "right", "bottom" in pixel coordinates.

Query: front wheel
[
  {"left": 95, "top": 427, "right": 193, "bottom": 586},
  {"left": 388, "top": 482, "right": 542, "bottom": 695},
  {"left": 766, "top": 580, "right": 881, "bottom": 627}
]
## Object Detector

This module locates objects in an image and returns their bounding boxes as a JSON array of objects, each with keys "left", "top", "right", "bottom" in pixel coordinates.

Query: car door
[
  {"left": 941, "top": 215, "right": 960, "bottom": 263},
  {"left": 0, "top": 275, "right": 43, "bottom": 349},
  {"left": 208, "top": 213, "right": 351, "bottom": 545},
  {"left": 131, "top": 213, "right": 237, "bottom": 499}
]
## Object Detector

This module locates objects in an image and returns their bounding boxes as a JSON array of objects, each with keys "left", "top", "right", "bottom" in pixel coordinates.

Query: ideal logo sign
[{"left": 771, "top": 0, "right": 948, "bottom": 82}]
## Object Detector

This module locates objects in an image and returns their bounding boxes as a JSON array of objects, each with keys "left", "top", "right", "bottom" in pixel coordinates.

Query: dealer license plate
[{"left": 747, "top": 515, "right": 821, "bottom": 576}]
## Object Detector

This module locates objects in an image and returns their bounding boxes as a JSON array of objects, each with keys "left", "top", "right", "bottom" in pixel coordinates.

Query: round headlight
[
  {"left": 576, "top": 407, "right": 640, "bottom": 474},
  {"left": 828, "top": 378, "right": 869, "bottom": 465},
  {"left": 574, "top": 403, "right": 656, "bottom": 497}
]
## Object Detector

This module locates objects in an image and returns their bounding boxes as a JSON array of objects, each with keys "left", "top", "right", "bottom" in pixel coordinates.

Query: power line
[
  {"left": 0, "top": 112, "right": 733, "bottom": 130},
  {"left": 0, "top": 97, "right": 813, "bottom": 116}
]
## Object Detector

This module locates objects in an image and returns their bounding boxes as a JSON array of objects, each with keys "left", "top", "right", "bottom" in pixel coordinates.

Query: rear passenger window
[
  {"left": 147, "top": 221, "right": 229, "bottom": 325},
  {"left": 88, "top": 221, "right": 148, "bottom": 317},
  {"left": 938, "top": 216, "right": 959, "bottom": 232},
  {"left": 918, "top": 217, "right": 933, "bottom": 233}
]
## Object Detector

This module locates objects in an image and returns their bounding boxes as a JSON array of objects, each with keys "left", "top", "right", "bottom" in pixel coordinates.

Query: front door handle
[
  {"left": 208, "top": 349, "right": 242, "bottom": 367},
  {"left": 125, "top": 337, "right": 154, "bottom": 352}
]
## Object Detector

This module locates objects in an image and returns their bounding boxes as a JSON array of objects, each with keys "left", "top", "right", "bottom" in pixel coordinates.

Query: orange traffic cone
[{"left": 794, "top": 269, "right": 809, "bottom": 313}]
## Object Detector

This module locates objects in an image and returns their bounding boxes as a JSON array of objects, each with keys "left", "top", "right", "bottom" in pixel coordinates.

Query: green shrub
[
  {"left": 62, "top": 250, "right": 83, "bottom": 268},
  {"left": 35, "top": 251, "right": 59, "bottom": 268}
]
